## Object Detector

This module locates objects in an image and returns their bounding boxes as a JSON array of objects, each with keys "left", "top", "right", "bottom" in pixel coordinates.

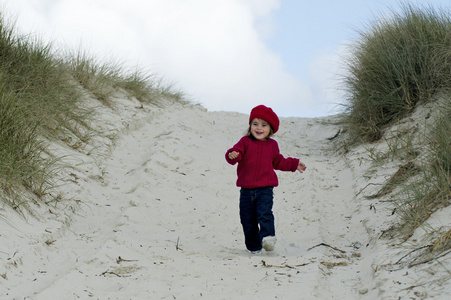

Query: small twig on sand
[
  {"left": 176, "top": 237, "right": 182, "bottom": 251},
  {"left": 261, "top": 260, "right": 310, "bottom": 268},
  {"left": 101, "top": 270, "right": 122, "bottom": 277},
  {"left": 116, "top": 256, "right": 137, "bottom": 264},
  {"left": 308, "top": 243, "right": 346, "bottom": 254},
  {"left": 327, "top": 129, "right": 341, "bottom": 141}
]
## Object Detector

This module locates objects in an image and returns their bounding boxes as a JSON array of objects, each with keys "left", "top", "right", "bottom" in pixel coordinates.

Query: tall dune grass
[
  {"left": 0, "top": 88, "right": 48, "bottom": 209},
  {"left": 0, "top": 13, "right": 85, "bottom": 210},
  {"left": 343, "top": 4, "right": 451, "bottom": 141}
]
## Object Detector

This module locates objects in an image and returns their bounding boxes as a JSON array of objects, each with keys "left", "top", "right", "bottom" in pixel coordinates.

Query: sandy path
[{"left": 2, "top": 100, "right": 378, "bottom": 299}]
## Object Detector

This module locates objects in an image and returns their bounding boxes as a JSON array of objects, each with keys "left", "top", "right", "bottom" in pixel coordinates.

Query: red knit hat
[{"left": 249, "top": 105, "right": 279, "bottom": 133}]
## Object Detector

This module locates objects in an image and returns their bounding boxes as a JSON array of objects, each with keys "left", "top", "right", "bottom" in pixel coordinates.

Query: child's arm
[{"left": 272, "top": 141, "right": 306, "bottom": 173}]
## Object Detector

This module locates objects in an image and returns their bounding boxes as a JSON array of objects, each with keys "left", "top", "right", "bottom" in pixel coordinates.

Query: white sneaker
[
  {"left": 262, "top": 236, "right": 277, "bottom": 251},
  {"left": 248, "top": 249, "right": 262, "bottom": 254}
]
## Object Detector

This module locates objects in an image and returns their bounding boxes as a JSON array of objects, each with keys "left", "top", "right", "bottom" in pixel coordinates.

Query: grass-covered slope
[
  {"left": 0, "top": 11, "right": 183, "bottom": 211},
  {"left": 341, "top": 3, "right": 451, "bottom": 262}
]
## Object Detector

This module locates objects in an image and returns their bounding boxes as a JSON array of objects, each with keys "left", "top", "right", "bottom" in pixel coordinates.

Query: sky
[{"left": 1, "top": 0, "right": 450, "bottom": 117}]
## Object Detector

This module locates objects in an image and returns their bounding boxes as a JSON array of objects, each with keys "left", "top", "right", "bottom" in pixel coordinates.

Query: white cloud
[
  {"left": 1, "top": 0, "right": 314, "bottom": 117},
  {"left": 307, "top": 42, "right": 352, "bottom": 117}
]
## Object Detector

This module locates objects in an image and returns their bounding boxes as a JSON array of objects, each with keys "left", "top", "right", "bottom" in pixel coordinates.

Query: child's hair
[{"left": 246, "top": 120, "right": 274, "bottom": 140}]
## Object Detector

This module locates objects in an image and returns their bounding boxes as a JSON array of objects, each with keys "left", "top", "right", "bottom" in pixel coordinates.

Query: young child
[{"left": 225, "top": 105, "right": 306, "bottom": 254}]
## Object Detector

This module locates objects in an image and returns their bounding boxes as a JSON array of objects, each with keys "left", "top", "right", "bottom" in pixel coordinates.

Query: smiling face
[{"left": 250, "top": 118, "right": 271, "bottom": 140}]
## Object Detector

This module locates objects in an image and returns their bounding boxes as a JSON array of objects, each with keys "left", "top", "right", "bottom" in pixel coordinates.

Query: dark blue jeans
[{"left": 239, "top": 187, "right": 275, "bottom": 251}]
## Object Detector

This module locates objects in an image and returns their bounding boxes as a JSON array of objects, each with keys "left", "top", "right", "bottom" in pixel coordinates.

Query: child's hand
[
  {"left": 297, "top": 161, "right": 306, "bottom": 173},
  {"left": 228, "top": 151, "right": 239, "bottom": 160}
]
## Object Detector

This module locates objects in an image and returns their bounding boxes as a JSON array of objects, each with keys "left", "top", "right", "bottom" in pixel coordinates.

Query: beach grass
[{"left": 343, "top": 4, "right": 451, "bottom": 141}]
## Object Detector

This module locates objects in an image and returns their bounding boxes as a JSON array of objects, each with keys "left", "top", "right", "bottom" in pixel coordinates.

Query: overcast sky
[{"left": 1, "top": 0, "right": 450, "bottom": 117}]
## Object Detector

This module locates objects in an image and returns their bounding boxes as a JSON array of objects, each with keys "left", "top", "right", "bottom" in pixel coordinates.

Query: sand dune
[{"left": 1, "top": 96, "right": 449, "bottom": 299}]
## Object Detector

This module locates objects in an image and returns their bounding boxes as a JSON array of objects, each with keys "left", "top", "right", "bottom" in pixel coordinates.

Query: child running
[{"left": 225, "top": 105, "right": 306, "bottom": 254}]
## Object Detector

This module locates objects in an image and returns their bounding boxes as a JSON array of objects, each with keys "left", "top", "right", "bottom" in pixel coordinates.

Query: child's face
[{"left": 250, "top": 118, "right": 271, "bottom": 140}]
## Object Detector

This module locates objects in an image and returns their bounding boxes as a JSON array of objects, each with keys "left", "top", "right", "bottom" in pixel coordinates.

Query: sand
[{"left": 1, "top": 95, "right": 450, "bottom": 299}]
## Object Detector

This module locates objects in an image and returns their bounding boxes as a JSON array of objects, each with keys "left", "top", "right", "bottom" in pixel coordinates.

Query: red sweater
[{"left": 225, "top": 136, "right": 299, "bottom": 188}]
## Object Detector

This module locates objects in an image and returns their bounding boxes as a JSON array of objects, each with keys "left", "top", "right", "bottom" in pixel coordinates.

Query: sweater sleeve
[
  {"left": 225, "top": 137, "right": 246, "bottom": 165},
  {"left": 272, "top": 141, "right": 299, "bottom": 172}
]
